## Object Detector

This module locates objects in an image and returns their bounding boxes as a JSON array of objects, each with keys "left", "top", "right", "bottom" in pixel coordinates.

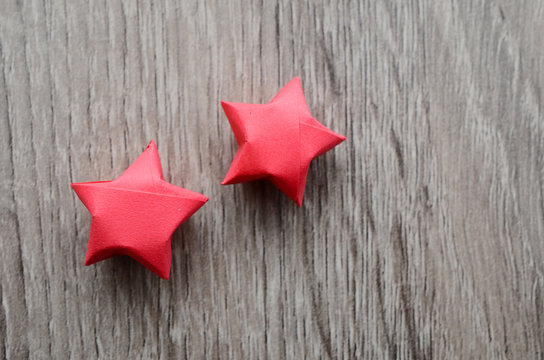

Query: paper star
[
  {"left": 221, "top": 77, "right": 346, "bottom": 206},
  {"left": 71, "top": 140, "right": 208, "bottom": 279}
]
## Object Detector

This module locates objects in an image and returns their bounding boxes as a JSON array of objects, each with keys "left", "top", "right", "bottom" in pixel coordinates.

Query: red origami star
[
  {"left": 221, "top": 77, "right": 346, "bottom": 206},
  {"left": 71, "top": 140, "right": 208, "bottom": 279}
]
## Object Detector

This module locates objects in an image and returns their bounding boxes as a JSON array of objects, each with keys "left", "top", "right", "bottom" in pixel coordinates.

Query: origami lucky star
[
  {"left": 71, "top": 140, "right": 208, "bottom": 279},
  {"left": 221, "top": 77, "right": 346, "bottom": 206}
]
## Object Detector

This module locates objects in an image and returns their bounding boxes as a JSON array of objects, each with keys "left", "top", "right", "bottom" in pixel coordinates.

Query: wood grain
[{"left": 1, "top": 0, "right": 543, "bottom": 358}]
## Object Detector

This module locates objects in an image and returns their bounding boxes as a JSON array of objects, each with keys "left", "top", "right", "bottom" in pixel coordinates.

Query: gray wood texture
[{"left": 1, "top": 0, "right": 543, "bottom": 358}]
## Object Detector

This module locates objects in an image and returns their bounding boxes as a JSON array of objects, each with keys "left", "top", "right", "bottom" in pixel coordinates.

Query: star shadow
[
  {"left": 169, "top": 217, "right": 201, "bottom": 297},
  {"left": 95, "top": 253, "right": 160, "bottom": 300},
  {"left": 237, "top": 180, "right": 283, "bottom": 209},
  {"left": 87, "top": 231, "right": 194, "bottom": 307}
]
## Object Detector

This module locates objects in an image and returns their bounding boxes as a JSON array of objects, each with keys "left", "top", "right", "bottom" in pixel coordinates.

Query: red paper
[
  {"left": 221, "top": 77, "right": 346, "bottom": 205},
  {"left": 71, "top": 140, "right": 208, "bottom": 279}
]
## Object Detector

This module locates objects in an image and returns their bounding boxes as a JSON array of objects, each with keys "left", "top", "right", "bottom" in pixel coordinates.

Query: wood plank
[{"left": 0, "top": 0, "right": 543, "bottom": 358}]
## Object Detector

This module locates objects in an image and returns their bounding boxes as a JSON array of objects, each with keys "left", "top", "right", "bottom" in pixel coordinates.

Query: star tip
[
  {"left": 71, "top": 182, "right": 83, "bottom": 192},
  {"left": 84, "top": 252, "right": 100, "bottom": 266},
  {"left": 147, "top": 139, "right": 157, "bottom": 148},
  {"left": 159, "top": 273, "right": 170, "bottom": 280},
  {"left": 292, "top": 194, "right": 304, "bottom": 207},
  {"left": 220, "top": 100, "right": 234, "bottom": 110},
  {"left": 221, "top": 176, "right": 233, "bottom": 185}
]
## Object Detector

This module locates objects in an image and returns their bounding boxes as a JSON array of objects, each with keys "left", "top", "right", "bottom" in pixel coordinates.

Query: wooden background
[{"left": 1, "top": 0, "right": 543, "bottom": 358}]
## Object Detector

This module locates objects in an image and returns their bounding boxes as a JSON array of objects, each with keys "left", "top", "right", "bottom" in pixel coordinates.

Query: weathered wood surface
[{"left": 1, "top": 0, "right": 543, "bottom": 358}]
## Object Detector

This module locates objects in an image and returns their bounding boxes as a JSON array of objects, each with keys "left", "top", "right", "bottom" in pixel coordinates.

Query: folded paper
[
  {"left": 71, "top": 140, "right": 208, "bottom": 279},
  {"left": 221, "top": 76, "right": 346, "bottom": 205}
]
